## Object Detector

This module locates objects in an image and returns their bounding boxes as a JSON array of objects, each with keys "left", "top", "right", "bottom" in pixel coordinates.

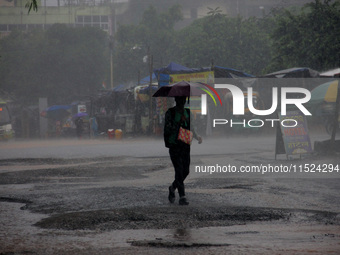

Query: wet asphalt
[{"left": 0, "top": 133, "right": 340, "bottom": 254}]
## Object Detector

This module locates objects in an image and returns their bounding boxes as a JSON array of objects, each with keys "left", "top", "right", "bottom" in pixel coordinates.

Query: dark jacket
[{"left": 164, "top": 107, "right": 197, "bottom": 148}]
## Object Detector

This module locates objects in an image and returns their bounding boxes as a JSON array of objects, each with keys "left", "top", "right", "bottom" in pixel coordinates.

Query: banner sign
[
  {"left": 78, "top": 105, "right": 86, "bottom": 113},
  {"left": 170, "top": 71, "right": 214, "bottom": 84},
  {"left": 277, "top": 110, "right": 313, "bottom": 156}
]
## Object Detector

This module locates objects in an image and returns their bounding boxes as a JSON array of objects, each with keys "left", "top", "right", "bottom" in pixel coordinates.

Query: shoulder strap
[
  {"left": 184, "top": 108, "right": 191, "bottom": 127},
  {"left": 170, "top": 107, "right": 176, "bottom": 118}
]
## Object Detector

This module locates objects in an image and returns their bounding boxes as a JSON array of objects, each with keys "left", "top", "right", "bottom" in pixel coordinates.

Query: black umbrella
[{"left": 152, "top": 81, "right": 209, "bottom": 97}]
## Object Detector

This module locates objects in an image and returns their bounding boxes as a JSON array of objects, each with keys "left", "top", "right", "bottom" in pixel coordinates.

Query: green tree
[
  {"left": 172, "top": 12, "right": 273, "bottom": 75},
  {"left": 270, "top": 0, "right": 340, "bottom": 71},
  {"left": 26, "top": 0, "right": 38, "bottom": 13},
  {"left": 0, "top": 25, "right": 109, "bottom": 105},
  {"left": 114, "top": 5, "right": 183, "bottom": 83}
]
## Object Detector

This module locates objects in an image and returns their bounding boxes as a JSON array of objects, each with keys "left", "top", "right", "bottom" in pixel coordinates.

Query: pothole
[
  {"left": 34, "top": 206, "right": 288, "bottom": 231},
  {"left": 129, "top": 239, "right": 231, "bottom": 248}
]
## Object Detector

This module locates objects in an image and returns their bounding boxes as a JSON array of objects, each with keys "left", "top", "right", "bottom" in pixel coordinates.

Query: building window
[
  {"left": 0, "top": 24, "right": 8, "bottom": 32},
  {"left": 77, "top": 16, "right": 84, "bottom": 23},
  {"left": 101, "top": 15, "right": 108, "bottom": 22},
  {"left": 8, "top": 24, "right": 19, "bottom": 31},
  {"left": 93, "top": 16, "right": 100, "bottom": 22},
  {"left": 84, "top": 16, "right": 91, "bottom": 23},
  {"left": 75, "top": 15, "right": 109, "bottom": 31}
]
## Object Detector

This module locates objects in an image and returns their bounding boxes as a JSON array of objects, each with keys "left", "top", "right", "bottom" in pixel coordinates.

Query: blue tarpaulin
[
  {"left": 154, "top": 62, "right": 192, "bottom": 74},
  {"left": 138, "top": 85, "right": 158, "bottom": 94},
  {"left": 154, "top": 62, "right": 256, "bottom": 86},
  {"left": 139, "top": 73, "right": 157, "bottom": 85},
  {"left": 113, "top": 84, "right": 125, "bottom": 92},
  {"left": 46, "top": 105, "right": 71, "bottom": 111},
  {"left": 154, "top": 62, "right": 211, "bottom": 86}
]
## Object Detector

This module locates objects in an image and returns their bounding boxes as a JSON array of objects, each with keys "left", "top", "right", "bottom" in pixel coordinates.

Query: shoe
[
  {"left": 179, "top": 197, "right": 189, "bottom": 205},
  {"left": 168, "top": 186, "right": 175, "bottom": 203}
]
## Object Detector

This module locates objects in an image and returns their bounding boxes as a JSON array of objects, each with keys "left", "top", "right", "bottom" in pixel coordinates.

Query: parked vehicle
[{"left": 0, "top": 99, "right": 14, "bottom": 141}]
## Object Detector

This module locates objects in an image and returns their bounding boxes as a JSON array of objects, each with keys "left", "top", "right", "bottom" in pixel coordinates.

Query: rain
[{"left": 0, "top": 0, "right": 340, "bottom": 254}]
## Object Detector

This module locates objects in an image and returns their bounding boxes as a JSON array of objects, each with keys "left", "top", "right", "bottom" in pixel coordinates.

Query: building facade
[{"left": 0, "top": 0, "right": 312, "bottom": 36}]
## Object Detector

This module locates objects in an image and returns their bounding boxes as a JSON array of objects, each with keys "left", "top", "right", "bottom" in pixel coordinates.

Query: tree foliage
[
  {"left": 172, "top": 13, "right": 273, "bottom": 75},
  {"left": 26, "top": 0, "right": 38, "bottom": 13},
  {"left": 2, "top": 0, "right": 340, "bottom": 107},
  {"left": 115, "top": 4, "right": 272, "bottom": 79},
  {"left": 0, "top": 25, "right": 109, "bottom": 105},
  {"left": 114, "top": 5, "right": 183, "bottom": 83},
  {"left": 270, "top": 0, "right": 340, "bottom": 71}
]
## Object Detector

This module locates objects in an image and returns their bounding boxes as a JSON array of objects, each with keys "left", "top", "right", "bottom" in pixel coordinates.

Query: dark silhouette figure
[
  {"left": 164, "top": 96, "right": 202, "bottom": 205},
  {"left": 75, "top": 117, "right": 83, "bottom": 139}
]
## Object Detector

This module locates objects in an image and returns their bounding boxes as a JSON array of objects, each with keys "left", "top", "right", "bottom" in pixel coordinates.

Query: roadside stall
[
  {"left": 91, "top": 87, "right": 136, "bottom": 138},
  {"left": 40, "top": 105, "right": 72, "bottom": 138}
]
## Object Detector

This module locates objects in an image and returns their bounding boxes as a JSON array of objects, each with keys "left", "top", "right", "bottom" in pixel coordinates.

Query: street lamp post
[
  {"left": 148, "top": 47, "right": 154, "bottom": 135},
  {"left": 109, "top": 3, "right": 116, "bottom": 90},
  {"left": 110, "top": 37, "right": 114, "bottom": 89}
]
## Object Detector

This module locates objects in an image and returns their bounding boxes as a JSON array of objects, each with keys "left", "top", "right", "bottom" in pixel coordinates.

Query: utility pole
[
  {"left": 110, "top": 36, "right": 114, "bottom": 89},
  {"left": 110, "top": 4, "right": 116, "bottom": 89},
  {"left": 148, "top": 47, "right": 153, "bottom": 134}
]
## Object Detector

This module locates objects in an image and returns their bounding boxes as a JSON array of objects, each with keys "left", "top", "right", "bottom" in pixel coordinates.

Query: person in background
[
  {"left": 75, "top": 117, "right": 83, "bottom": 139},
  {"left": 164, "top": 96, "right": 202, "bottom": 205}
]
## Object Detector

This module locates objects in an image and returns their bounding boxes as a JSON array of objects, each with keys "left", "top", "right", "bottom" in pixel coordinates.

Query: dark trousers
[{"left": 169, "top": 145, "right": 190, "bottom": 197}]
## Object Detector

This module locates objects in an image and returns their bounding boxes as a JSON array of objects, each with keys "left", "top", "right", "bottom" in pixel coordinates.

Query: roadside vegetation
[{"left": 0, "top": 0, "right": 339, "bottom": 105}]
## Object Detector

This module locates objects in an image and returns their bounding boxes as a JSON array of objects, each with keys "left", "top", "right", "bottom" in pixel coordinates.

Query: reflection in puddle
[{"left": 173, "top": 228, "right": 191, "bottom": 241}]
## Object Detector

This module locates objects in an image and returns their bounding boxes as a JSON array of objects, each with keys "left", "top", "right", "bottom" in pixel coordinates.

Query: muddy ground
[{"left": 0, "top": 137, "right": 340, "bottom": 254}]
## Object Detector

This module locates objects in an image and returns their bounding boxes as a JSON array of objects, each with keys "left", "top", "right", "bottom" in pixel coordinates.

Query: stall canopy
[
  {"left": 154, "top": 62, "right": 257, "bottom": 87},
  {"left": 213, "top": 66, "right": 255, "bottom": 78},
  {"left": 320, "top": 68, "right": 340, "bottom": 77},
  {"left": 263, "top": 67, "right": 319, "bottom": 78},
  {"left": 154, "top": 62, "right": 211, "bottom": 87},
  {"left": 139, "top": 73, "right": 157, "bottom": 85},
  {"left": 113, "top": 84, "right": 125, "bottom": 92},
  {"left": 154, "top": 62, "right": 193, "bottom": 74}
]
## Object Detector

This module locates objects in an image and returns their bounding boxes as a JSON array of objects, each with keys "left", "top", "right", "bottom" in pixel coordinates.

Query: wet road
[
  {"left": 0, "top": 133, "right": 340, "bottom": 254},
  {"left": 0, "top": 135, "right": 273, "bottom": 159}
]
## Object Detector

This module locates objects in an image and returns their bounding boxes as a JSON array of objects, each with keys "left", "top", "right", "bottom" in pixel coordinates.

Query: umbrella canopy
[
  {"left": 307, "top": 80, "right": 339, "bottom": 116},
  {"left": 40, "top": 105, "right": 72, "bottom": 120},
  {"left": 310, "top": 80, "right": 338, "bottom": 103},
  {"left": 152, "top": 81, "right": 210, "bottom": 97},
  {"left": 72, "top": 112, "right": 88, "bottom": 119}
]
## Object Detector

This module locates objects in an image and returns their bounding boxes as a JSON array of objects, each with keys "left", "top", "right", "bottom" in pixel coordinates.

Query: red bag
[{"left": 177, "top": 127, "right": 193, "bottom": 145}]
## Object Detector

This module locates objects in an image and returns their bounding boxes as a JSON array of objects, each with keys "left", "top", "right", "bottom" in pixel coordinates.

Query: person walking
[
  {"left": 164, "top": 96, "right": 202, "bottom": 205},
  {"left": 75, "top": 117, "right": 83, "bottom": 139}
]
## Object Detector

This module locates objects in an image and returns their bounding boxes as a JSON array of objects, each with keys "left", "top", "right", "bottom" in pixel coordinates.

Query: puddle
[
  {"left": 34, "top": 206, "right": 288, "bottom": 231},
  {"left": 90, "top": 224, "right": 340, "bottom": 253},
  {"left": 1, "top": 201, "right": 340, "bottom": 254}
]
